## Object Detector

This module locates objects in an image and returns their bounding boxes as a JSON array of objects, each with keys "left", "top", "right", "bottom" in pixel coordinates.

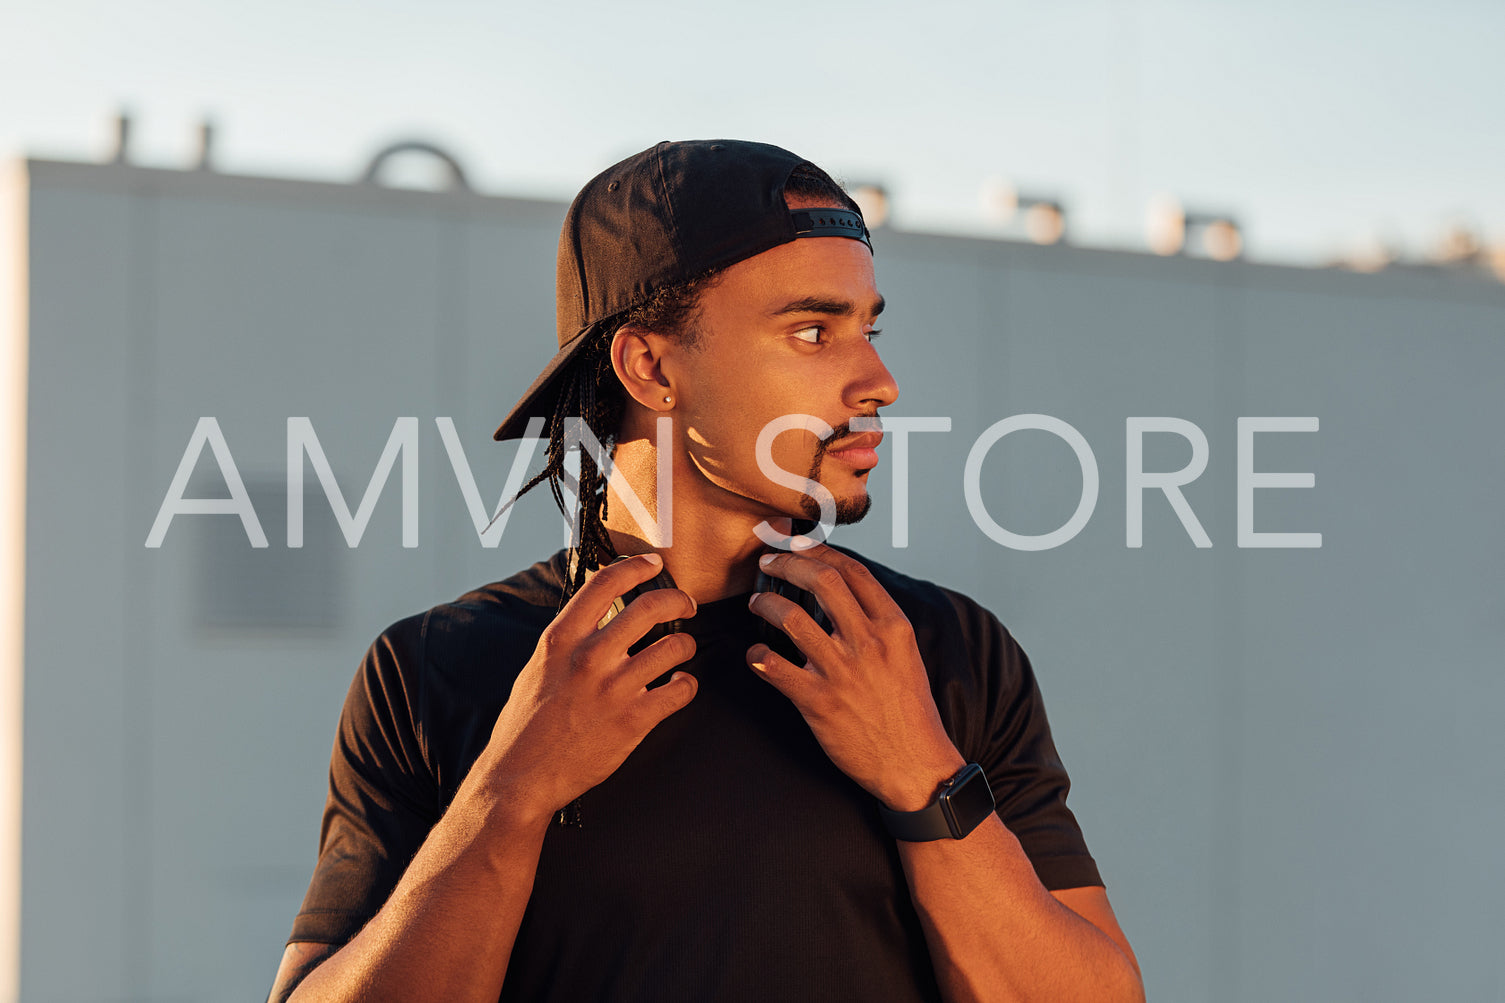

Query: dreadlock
[
  {"left": 508, "top": 270, "right": 720, "bottom": 606},
  {"left": 510, "top": 161, "right": 861, "bottom": 608}
]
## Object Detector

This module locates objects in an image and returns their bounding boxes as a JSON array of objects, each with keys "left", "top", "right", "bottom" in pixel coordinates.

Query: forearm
[
  {"left": 899, "top": 817, "right": 1143, "bottom": 1003},
  {"left": 286, "top": 766, "right": 552, "bottom": 1003},
  {"left": 745, "top": 545, "right": 1139, "bottom": 1000}
]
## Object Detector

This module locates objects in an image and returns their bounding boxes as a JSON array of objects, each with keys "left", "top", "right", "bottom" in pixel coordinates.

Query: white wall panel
[
  {"left": 22, "top": 181, "right": 138, "bottom": 1001},
  {"left": 11, "top": 158, "right": 1505, "bottom": 1002}
]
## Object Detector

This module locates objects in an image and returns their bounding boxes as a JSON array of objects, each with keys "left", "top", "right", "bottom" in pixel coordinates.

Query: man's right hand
[
  {"left": 477, "top": 552, "right": 699, "bottom": 819},
  {"left": 271, "top": 554, "right": 697, "bottom": 1003}
]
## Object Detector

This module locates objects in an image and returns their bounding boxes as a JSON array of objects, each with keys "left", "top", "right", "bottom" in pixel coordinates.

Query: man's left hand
[{"left": 747, "top": 544, "right": 966, "bottom": 811}]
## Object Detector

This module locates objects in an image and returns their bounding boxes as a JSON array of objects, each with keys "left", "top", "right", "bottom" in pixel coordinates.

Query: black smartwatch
[{"left": 878, "top": 763, "right": 995, "bottom": 841}]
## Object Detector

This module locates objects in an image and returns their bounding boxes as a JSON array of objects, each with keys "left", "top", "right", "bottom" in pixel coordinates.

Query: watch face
[{"left": 941, "top": 764, "right": 997, "bottom": 837}]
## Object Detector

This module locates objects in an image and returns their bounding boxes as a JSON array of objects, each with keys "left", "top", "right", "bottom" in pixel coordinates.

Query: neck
[{"left": 600, "top": 435, "right": 789, "bottom": 603}]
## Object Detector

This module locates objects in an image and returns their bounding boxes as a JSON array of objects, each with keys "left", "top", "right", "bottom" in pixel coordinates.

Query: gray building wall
[{"left": 7, "top": 158, "right": 1504, "bottom": 1002}]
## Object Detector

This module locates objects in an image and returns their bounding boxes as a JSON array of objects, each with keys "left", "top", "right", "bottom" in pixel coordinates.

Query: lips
[{"left": 824, "top": 431, "right": 884, "bottom": 469}]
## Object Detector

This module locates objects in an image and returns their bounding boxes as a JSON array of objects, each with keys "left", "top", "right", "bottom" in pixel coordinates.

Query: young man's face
[{"left": 664, "top": 228, "right": 897, "bottom": 528}]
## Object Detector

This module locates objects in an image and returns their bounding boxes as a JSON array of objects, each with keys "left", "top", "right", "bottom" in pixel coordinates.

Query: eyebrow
[{"left": 770, "top": 295, "right": 886, "bottom": 319}]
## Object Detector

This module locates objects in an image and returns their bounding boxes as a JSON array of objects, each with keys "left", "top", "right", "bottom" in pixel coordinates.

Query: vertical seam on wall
[
  {"left": 1210, "top": 266, "right": 1247, "bottom": 1003},
  {"left": 435, "top": 205, "right": 464, "bottom": 598},
  {"left": 121, "top": 177, "right": 158, "bottom": 999}
]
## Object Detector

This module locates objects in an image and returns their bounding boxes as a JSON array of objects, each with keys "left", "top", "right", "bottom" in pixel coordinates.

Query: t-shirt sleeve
[
  {"left": 956, "top": 598, "right": 1103, "bottom": 891},
  {"left": 288, "top": 613, "right": 440, "bottom": 945}
]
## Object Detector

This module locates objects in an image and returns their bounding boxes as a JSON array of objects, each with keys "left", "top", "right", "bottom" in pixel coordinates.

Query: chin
[{"left": 801, "top": 491, "right": 872, "bottom": 527}]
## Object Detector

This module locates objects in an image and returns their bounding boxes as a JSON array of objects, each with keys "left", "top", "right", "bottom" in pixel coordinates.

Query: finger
[
  {"left": 554, "top": 553, "right": 669, "bottom": 642},
  {"left": 620, "top": 631, "right": 698, "bottom": 690},
  {"left": 597, "top": 587, "right": 697, "bottom": 656},
  {"left": 747, "top": 590, "right": 840, "bottom": 668},
  {"left": 746, "top": 642, "right": 815, "bottom": 708},
  {"left": 632, "top": 670, "right": 698, "bottom": 729},
  {"left": 784, "top": 543, "right": 901, "bottom": 621},
  {"left": 756, "top": 550, "right": 865, "bottom": 635}
]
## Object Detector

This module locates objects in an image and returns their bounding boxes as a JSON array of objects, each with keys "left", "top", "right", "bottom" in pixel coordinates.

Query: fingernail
[
  {"left": 642, "top": 553, "right": 662, "bottom": 567},
  {"left": 758, "top": 554, "right": 775, "bottom": 568},
  {"left": 686, "top": 593, "right": 697, "bottom": 614},
  {"left": 747, "top": 593, "right": 760, "bottom": 610}
]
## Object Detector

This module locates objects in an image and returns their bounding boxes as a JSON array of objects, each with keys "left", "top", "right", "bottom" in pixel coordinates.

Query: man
[{"left": 269, "top": 139, "right": 1144, "bottom": 1003}]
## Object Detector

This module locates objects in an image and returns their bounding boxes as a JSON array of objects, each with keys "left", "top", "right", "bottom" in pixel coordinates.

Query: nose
[{"left": 851, "top": 338, "right": 900, "bottom": 411}]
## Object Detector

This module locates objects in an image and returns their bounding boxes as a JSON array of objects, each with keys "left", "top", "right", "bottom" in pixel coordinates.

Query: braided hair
[
  {"left": 510, "top": 163, "right": 864, "bottom": 608},
  {"left": 508, "top": 271, "right": 719, "bottom": 606}
]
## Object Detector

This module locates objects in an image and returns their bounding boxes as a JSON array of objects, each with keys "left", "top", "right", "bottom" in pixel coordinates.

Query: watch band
[{"left": 878, "top": 763, "right": 995, "bottom": 841}]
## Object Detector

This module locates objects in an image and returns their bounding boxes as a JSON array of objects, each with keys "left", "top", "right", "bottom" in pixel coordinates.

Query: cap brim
[{"left": 491, "top": 328, "right": 593, "bottom": 441}]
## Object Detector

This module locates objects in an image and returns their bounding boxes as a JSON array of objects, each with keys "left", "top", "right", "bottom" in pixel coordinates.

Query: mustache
[{"left": 813, "top": 414, "right": 880, "bottom": 461}]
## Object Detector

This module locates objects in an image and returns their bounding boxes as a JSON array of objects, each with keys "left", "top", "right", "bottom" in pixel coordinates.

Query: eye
[
  {"left": 864, "top": 328, "right": 883, "bottom": 343},
  {"left": 793, "top": 325, "right": 824, "bottom": 345}
]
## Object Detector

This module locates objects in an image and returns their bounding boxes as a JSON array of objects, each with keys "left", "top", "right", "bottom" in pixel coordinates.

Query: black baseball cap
[{"left": 491, "top": 139, "right": 871, "bottom": 441}]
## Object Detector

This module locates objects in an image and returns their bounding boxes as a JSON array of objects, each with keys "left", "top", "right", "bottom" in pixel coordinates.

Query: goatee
[{"left": 803, "top": 420, "right": 875, "bottom": 526}]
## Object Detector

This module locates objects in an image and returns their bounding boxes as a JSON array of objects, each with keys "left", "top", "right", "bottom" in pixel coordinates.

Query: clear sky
[{"left": 2, "top": 0, "right": 1502, "bottom": 265}]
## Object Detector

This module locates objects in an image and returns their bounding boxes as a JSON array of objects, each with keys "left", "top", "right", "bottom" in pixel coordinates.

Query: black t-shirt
[{"left": 290, "top": 548, "right": 1101, "bottom": 1002}]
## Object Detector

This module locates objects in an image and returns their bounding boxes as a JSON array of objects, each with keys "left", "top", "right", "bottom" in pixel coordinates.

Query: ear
[{"left": 610, "top": 324, "right": 677, "bottom": 413}]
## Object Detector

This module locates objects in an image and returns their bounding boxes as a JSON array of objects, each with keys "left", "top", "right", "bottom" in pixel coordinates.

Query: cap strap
[{"left": 790, "top": 209, "right": 872, "bottom": 249}]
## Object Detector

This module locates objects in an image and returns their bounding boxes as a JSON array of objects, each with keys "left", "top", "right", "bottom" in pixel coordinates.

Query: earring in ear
[{"left": 663, "top": 395, "right": 673, "bottom": 404}]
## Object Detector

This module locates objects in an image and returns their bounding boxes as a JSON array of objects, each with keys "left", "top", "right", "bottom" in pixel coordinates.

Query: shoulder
[
  {"left": 828, "top": 543, "right": 1007, "bottom": 645},
  {"left": 828, "top": 543, "right": 1024, "bottom": 700},
  {"left": 415, "top": 549, "right": 568, "bottom": 663},
  {"left": 357, "top": 549, "right": 566, "bottom": 678},
  {"left": 353, "top": 549, "right": 571, "bottom": 794},
  {"left": 828, "top": 546, "right": 1036, "bottom": 764},
  {"left": 390, "top": 548, "right": 570, "bottom": 706}
]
